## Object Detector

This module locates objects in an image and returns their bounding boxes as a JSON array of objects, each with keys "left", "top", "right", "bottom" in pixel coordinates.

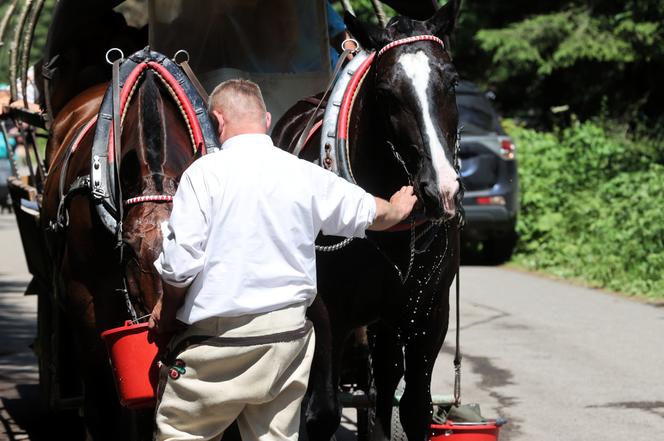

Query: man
[{"left": 150, "top": 79, "right": 416, "bottom": 441}]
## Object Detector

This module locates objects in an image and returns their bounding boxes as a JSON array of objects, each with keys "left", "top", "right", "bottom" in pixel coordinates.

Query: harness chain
[{"left": 316, "top": 237, "right": 354, "bottom": 253}]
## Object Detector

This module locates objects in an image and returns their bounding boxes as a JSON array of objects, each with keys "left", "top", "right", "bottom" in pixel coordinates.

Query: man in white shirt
[{"left": 150, "top": 79, "right": 416, "bottom": 441}]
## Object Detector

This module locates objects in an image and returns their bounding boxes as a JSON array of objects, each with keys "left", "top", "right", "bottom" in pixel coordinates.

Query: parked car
[{"left": 457, "top": 81, "right": 519, "bottom": 262}]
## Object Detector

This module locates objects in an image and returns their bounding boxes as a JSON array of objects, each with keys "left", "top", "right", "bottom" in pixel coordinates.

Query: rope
[{"left": 124, "top": 195, "right": 174, "bottom": 206}]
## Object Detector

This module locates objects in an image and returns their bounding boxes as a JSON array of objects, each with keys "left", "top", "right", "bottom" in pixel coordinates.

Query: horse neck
[
  {"left": 348, "top": 72, "right": 408, "bottom": 199},
  {"left": 120, "top": 75, "right": 193, "bottom": 197}
]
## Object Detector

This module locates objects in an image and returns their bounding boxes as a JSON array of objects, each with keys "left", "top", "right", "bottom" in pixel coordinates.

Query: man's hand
[
  {"left": 389, "top": 186, "right": 418, "bottom": 222},
  {"left": 368, "top": 186, "right": 418, "bottom": 231},
  {"left": 149, "top": 283, "right": 188, "bottom": 334}
]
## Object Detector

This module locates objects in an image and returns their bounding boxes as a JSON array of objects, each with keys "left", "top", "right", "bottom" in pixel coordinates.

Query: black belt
[{"left": 163, "top": 320, "right": 313, "bottom": 365}]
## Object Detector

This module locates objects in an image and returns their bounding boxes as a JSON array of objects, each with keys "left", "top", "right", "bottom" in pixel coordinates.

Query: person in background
[{"left": 327, "top": 1, "right": 358, "bottom": 67}]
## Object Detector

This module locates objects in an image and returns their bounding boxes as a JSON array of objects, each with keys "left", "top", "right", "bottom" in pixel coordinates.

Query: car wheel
[{"left": 483, "top": 231, "right": 517, "bottom": 264}]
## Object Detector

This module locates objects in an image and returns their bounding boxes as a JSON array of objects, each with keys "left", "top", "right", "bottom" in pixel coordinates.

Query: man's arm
[
  {"left": 150, "top": 168, "right": 210, "bottom": 332},
  {"left": 368, "top": 186, "right": 417, "bottom": 231},
  {"left": 148, "top": 282, "right": 187, "bottom": 333}
]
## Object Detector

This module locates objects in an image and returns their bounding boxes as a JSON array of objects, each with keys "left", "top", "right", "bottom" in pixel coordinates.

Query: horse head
[
  {"left": 119, "top": 70, "right": 195, "bottom": 315},
  {"left": 346, "top": 1, "right": 462, "bottom": 221}
]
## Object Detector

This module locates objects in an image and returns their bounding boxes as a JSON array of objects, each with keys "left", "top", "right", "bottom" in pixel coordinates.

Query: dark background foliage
[{"left": 1, "top": 0, "right": 662, "bottom": 296}]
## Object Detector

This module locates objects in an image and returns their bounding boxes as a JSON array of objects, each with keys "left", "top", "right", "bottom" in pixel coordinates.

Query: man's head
[{"left": 208, "top": 79, "right": 271, "bottom": 144}]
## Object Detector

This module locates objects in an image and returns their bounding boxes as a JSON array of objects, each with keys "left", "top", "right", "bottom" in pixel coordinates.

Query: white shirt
[{"left": 154, "top": 133, "right": 376, "bottom": 324}]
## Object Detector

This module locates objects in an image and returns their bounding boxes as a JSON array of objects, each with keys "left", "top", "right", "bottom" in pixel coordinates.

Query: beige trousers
[{"left": 154, "top": 303, "right": 315, "bottom": 441}]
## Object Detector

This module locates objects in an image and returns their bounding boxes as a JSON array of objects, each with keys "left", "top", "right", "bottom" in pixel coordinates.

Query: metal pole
[
  {"left": 370, "top": 0, "right": 387, "bottom": 27},
  {"left": 0, "top": 121, "right": 18, "bottom": 176},
  {"left": 26, "top": 128, "right": 46, "bottom": 191},
  {"left": 18, "top": 125, "right": 38, "bottom": 187},
  {"left": 21, "top": 0, "right": 45, "bottom": 108},
  {"left": 0, "top": 0, "right": 19, "bottom": 47},
  {"left": 10, "top": 0, "right": 33, "bottom": 103}
]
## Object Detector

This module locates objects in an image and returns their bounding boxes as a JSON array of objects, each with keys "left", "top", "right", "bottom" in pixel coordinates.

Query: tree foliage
[
  {"left": 0, "top": 0, "right": 56, "bottom": 86},
  {"left": 456, "top": 0, "right": 664, "bottom": 127},
  {"left": 510, "top": 119, "right": 664, "bottom": 297}
]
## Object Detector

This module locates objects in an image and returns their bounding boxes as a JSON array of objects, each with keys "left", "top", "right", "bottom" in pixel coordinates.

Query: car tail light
[
  {"left": 500, "top": 138, "right": 516, "bottom": 160},
  {"left": 476, "top": 196, "right": 506, "bottom": 206}
]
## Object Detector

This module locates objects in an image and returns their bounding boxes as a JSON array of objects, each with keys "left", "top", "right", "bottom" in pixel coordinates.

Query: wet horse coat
[{"left": 272, "top": 2, "right": 463, "bottom": 440}]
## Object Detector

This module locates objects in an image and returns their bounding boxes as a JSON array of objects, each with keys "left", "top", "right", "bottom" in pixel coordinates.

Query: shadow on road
[{"left": 1, "top": 384, "right": 86, "bottom": 441}]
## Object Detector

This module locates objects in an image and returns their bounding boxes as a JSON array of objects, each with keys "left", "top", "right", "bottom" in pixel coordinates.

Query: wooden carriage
[{"left": 1, "top": 1, "right": 452, "bottom": 439}]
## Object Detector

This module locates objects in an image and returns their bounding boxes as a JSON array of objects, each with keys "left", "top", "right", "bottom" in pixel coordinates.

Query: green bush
[{"left": 508, "top": 119, "right": 664, "bottom": 298}]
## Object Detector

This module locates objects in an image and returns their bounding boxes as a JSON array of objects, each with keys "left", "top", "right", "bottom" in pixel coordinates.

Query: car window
[{"left": 457, "top": 92, "right": 503, "bottom": 136}]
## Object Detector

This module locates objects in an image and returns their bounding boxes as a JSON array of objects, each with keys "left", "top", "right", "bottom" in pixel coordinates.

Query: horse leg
[
  {"left": 368, "top": 322, "right": 404, "bottom": 441},
  {"left": 303, "top": 295, "right": 345, "bottom": 441},
  {"left": 399, "top": 299, "right": 451, "bottom": 441}
]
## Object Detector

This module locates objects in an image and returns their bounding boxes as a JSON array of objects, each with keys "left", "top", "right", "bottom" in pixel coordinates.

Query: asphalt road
[{"left": 1, "top": 212, "right": 663, "bottom": 440}]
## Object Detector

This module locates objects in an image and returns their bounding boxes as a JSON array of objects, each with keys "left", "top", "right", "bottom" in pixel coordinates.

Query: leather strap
[
  {"left": 453, "top": 262, "right": 462, "bottom": 405},
  {"left": 163, "top": 320, "right": 313, "bottom": 365},
  {"left": 111, "top": 58, "right": 124, "bottom": 248},
  {"left": 293, "top": 48, "right": 352, "bottom": 157},
  {"left": 178, "top": 59, "right": 209, "bottom": 105}
]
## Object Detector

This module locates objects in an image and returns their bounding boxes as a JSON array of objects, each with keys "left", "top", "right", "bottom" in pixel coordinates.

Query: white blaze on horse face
[{"left": 398, "top": 51, "right": 459, "bottom": 216}]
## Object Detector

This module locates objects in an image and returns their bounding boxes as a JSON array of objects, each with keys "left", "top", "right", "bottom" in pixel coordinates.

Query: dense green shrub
[{"left": 509, "top": 119, "right": 664, "bottom": 298}]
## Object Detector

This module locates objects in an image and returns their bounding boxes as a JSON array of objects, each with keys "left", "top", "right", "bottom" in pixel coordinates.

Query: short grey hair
[{"left": 208, "top": 79, "right": 267, "bottom": 125}]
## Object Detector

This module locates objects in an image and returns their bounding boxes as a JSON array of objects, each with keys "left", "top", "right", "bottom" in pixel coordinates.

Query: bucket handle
[{"left": 126, "top": 314, "right": 152, "bottom": 326}]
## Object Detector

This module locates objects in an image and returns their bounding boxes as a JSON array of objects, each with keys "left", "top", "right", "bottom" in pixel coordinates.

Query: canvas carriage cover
[{"left": 149, "top": 0, "right": 332, "bottom": 125}]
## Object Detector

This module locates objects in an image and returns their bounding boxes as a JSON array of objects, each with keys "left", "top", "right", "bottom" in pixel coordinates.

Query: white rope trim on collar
[
  {"left": 124, "top": 195, "right": 174, "bottom": 206},
  {"left": 377, "top": 35, "right": 445, "bottom": 58}
]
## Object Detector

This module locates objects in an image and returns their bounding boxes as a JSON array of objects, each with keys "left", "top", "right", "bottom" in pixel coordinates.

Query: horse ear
[
  {"left": 426, "top": 0, "right": 461, "bottom": 38},
  {"left": 344, "top": 11, "right": 386, "bottom": 50}
]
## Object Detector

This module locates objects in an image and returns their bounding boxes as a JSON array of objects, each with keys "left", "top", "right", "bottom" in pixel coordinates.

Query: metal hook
[
  {"left": 173, "top": 49, "right": 190, "bottom": 64},
  {"left": 105, "top": 48, "right": 124, "bottom": 65}
]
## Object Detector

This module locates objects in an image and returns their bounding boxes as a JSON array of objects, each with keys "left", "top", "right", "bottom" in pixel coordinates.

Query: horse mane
[{"left": 138, "top": 71, "right": 166, "bottom": 193}]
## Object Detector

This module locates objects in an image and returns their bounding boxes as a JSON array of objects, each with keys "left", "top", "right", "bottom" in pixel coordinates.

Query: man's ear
[
  {"left": 426, "top": 0, "right": 461, "bottom": 38},
  {"left": 212, "top": 109, "right": 225, "bottom": 139},
  {"left": 265, "top": 112, "right": 272, "bottom": 132},
  {"left": 344, "top": 11, "right": 386, "bottom": 50}
]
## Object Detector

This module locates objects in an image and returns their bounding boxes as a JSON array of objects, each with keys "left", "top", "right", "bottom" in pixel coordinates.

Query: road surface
[{"left": 1, "top": 212, "right": 663, "bottom": 440}]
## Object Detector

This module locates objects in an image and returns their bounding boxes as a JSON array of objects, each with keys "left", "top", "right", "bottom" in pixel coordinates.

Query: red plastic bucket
[
  {"left": 100, "top": 320, "right": 167, "bottom": 409},
  {"left": 430, "top": 419, "right": 504, "bottom": 440}
]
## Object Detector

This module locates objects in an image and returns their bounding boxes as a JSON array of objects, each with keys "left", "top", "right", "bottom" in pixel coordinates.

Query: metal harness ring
[
  {"left": 105, "top": 48, "right": 124, "bottom": 65},
  {"left": 341, "top": 38, "right": 360, "bottom": 54},
  {"left": 173, "top": 49, "right": 190, "bottom": 64}
]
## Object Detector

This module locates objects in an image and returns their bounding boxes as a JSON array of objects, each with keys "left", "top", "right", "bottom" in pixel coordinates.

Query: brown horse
[{"left": 41, "top": 57, "right": 202, "bottom": 440}]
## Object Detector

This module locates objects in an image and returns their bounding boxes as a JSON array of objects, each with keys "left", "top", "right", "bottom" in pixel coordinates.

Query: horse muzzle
[{"left": 418, "top": 178, "right": 460, "bottom": 221}]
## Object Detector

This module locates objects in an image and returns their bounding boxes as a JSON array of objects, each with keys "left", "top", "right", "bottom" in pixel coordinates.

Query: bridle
[{"left": 319, "top": 34, "right": 459, "bottom": 284}]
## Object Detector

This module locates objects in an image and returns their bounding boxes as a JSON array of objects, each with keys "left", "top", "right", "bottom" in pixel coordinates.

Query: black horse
[{"left": 271, "top": 2, "right": 463, "bottom": 440}]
